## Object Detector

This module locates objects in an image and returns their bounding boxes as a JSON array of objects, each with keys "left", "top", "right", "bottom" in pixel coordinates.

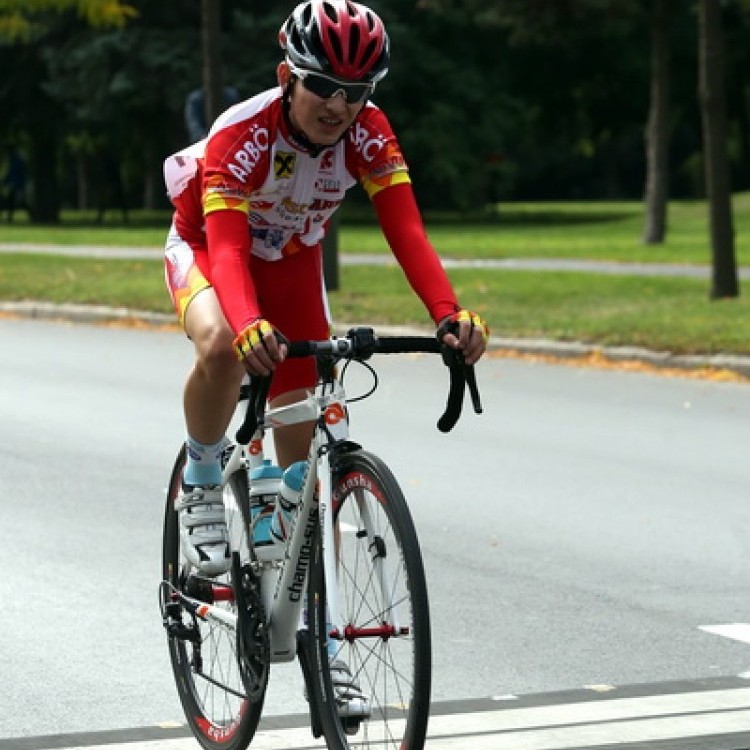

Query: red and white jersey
[
  {"left": 163, "top": 86, "right": 459, "bottom": 331},
  {"left": 164, "top": 87, "right": 410, "bottom": 261}
]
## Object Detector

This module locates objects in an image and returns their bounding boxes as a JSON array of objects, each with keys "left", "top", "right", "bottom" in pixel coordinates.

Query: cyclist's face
[{"left": 278, "top": 62, "right": 365, "bottom": 146}]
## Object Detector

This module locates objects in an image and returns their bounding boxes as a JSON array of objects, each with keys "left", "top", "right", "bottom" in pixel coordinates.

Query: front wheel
[
  {"left": 160, "top": 445, "right": 266, "bottom": 750},
  {"left": 307, "top": 449, "right": 432, "bottom": 750}
]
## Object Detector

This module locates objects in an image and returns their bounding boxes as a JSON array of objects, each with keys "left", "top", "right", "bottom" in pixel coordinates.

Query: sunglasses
[{"left": 291, "top": 67, "right": 375, "bottom": 104}]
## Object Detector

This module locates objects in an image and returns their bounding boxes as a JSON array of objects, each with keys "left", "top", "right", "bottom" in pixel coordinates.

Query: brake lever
[
  {"left": 465, "top": 364, "right": 483, "bottom": 415},
  {"left": 436, "top": 345, "right": 483, "bottom": 432},
  {"left": 236, "top": 374, "right": 271, "bottom": 445}
]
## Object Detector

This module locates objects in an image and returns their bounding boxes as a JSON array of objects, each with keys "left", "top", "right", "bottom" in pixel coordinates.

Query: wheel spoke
[
  {"left": 161, "top": 452, "right": 264, "bottom": 749},
  {"left": 308, "top": 452, "right": 431, "bottom": 750}
]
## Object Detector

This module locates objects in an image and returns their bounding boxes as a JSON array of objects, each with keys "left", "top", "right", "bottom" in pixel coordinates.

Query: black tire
[
  {"left": 161, "top": 445, "right": 265, "bottom": 750},
  {"left": 306, "top": 449, "right": 432, "bottom": 750}
]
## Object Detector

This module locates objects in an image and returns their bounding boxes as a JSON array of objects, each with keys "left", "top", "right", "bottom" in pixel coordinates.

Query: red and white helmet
[{"left": 279, "top": 0, "right": 390, "bottom": 83}]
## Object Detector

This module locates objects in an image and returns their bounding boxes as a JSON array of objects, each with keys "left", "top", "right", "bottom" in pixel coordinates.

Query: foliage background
[{"left": 0, "top": 0, "right": 749, "bottom": 218}]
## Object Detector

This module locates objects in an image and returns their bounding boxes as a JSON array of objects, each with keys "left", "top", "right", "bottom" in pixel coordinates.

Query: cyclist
[{"left": 163, "top": 0, "right": 489, "bottom": 710}]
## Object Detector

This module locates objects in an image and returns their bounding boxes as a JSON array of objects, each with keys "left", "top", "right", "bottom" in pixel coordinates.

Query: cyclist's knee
[
  {"left": 198, "top": 328, "right": 244, "bottom": 382},
  {"left": 188, "top": 317, "right": 242, "bottom": 382}
]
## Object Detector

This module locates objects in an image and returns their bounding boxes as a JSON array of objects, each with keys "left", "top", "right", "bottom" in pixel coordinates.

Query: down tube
[{"left": 267, "top": 458, "right": 319, "bottom": 662}]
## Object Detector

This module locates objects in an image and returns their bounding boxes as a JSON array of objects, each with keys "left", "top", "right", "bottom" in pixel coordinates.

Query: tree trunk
[
  {"left": 202, "top": 0, "right": 223, "bottom": 129},
  {"left": 75, "top": 153, "right": 88, "bottom": 211},
  {"left": 28, "top": 123, "right": 60, "bottom": 224},
  {"left": 697, "top": 0, "right": 738, "bottom": 299},
  {"left": 642, "top": 0, "right": 671, "bottom": 245}
]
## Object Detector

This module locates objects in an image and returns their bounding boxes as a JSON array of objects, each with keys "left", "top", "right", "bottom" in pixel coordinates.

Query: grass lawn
[
  {"left": 1, "top": 195, "right": 748, "bottom": 355},
  {"left": 1, "top": 253, "right": 748, "bottom": 356},
  {"left": 2, "top": 193, "right": 748, "bottom": 265}
]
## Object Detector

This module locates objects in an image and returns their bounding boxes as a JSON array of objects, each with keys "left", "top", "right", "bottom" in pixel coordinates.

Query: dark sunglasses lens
[
  {"left": 302, "top": 74, "right": 370, "bottom": 103},
  {"left": 344, "top": 83, "right": 371, "bottom": 103}
]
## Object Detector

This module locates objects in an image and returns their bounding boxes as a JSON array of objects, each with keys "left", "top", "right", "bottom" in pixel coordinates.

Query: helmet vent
[
  {"left": 362, "top": 38, "right": 377, "bottom": 66},
  {"left": 322, "top": 1, "right": 337, "bottom": 23},
  {"left": 290, "top": 26, "right": 305, "bottom": 55},
  {"left": 310, "top": 24, "right": 325, "bottom": 63},
  {"left": 327, "top": 28, "right": 343, "bottom": 65},
  {"left": 348, "top": 24, "right": 360, "bottom": 65}
]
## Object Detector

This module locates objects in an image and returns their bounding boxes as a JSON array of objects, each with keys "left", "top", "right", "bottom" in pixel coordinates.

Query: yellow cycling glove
[
  {"left": 438, "top": 309, "right": 490, "bottom": 343},
  {"left": 232, "top": 318, "right": 275, "bottom": 361}
]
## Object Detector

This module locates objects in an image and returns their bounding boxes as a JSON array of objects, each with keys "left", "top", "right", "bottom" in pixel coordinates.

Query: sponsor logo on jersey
[
  {"left": 226, "top": 124, "right": 270, "bottom": 183},
  {"left": 274, "top": 151, "right": 296, "bottom": 179},
  {"left": 314, "top": 177, "right": 341, "bottom": 193},
  {"left": 252, "top": 226, "right": 286, "bottom": 250},
  {"left": 367, "top": 153, "right": 407, "bottom": 179},
  {"left": 350, "top": 123, "right": 387, "bottom": 162},
  {"left": 319, "top": 149, "right": 334, "bottom": 172},
  {"left": 310, "top": 198, "right": 340, "bottom": 211},
  {"left": 279, "top": 197, "right": 307, "bottom": 215}
]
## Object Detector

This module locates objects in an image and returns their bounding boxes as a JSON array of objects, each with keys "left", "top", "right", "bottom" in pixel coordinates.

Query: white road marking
[
  {"left": 45, "top": 687, "right": 750, "bottom": 750},
  {"left": 700, "top": 622, "right": 750, "bottom": 645}
]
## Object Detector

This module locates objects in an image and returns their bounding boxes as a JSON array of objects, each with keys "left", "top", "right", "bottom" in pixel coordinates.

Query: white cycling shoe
[
  {"left": 330, "top": 659, "right": 371, "bottom": 722},
  {"left": 176, "top": 484, "right": 231, "bottom": 577}
]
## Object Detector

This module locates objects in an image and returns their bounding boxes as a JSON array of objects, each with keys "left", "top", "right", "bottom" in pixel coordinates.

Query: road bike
[{"left": 159, "top": 326, "right": 482, "bottom": 750}]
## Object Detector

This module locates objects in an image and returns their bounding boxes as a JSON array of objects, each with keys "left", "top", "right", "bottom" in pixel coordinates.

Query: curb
[
  {"left": 2, "top": 300, "right": 749, "bottom": 380},
  {"left": 0, "top": 300, "right": 175, "bottom": 327}
]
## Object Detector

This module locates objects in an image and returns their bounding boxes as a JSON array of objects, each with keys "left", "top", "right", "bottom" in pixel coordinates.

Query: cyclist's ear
[{"left": 277, "top": 61, "right": 292, "bottom": 88}]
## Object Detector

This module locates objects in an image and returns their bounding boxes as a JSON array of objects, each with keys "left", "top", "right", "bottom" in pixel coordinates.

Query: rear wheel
[
  {"left": 160, "top": 445, "right": 266, "bottom": 750},
  {"left": 307, "top": 449, "right": 432, "bottom": 750}
]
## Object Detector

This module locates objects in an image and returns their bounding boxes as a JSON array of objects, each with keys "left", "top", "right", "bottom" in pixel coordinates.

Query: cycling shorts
[{"left": 165, "top": 228, "right": 331, "bottom": 400}]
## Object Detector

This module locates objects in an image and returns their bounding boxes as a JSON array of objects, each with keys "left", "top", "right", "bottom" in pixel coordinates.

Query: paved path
[{"left": 2, "top": 243, "right": 750, "bottom": 279}]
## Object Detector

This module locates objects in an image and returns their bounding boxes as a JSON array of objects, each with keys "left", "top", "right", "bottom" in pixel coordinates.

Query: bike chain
[{"left": 231, "top": 552, "right": 270, "bottom": 702}]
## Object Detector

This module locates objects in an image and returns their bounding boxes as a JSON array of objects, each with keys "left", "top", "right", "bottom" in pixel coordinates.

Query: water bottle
[
  {"left": 270, "top": 461, "right": 307, "bottom": 543},
  {"left": 248, "top": 460, "right": 283, "bottom": 547}
]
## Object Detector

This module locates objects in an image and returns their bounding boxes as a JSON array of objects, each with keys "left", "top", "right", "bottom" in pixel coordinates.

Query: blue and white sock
[{"left": 183, "top": 436, "right": 225, "bottom": 487}]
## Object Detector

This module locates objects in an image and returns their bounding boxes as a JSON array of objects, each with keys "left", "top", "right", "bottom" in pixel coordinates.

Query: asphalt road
[{"left": 2, "top": 317, "right": 750, "bottom": 747}]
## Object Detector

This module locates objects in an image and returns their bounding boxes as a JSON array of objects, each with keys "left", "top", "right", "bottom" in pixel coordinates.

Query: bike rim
[
  {"left": 163, "top": 471, "right": 254, "bottom": 745},
  {"left": 327, "top": 463, "right": 431, "bottom": 748}
]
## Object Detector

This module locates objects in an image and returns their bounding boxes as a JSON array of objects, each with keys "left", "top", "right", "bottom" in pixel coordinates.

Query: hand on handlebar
[
  {"left": 437, "top": 309, "right": 489, "bottom": 365},
  {"left": 232, "top": 318, "right": 288, "bottom": 376}
]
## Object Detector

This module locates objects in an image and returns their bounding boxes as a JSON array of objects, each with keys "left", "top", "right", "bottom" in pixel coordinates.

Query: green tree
[
  {"left": 0, "top": 0, "right": 137, "bottom": 222},
  {"left": 0, "top": 0, "right": 135, "bottom": 41},
  {"left": 642, "top": 0, "right": 671, "bottom": 244},
  {"left": 697, "top": 0, "right": 739, "bottom": 298},
  {"left": 202, "top": 0, "right": 223, "bottom": 128}
]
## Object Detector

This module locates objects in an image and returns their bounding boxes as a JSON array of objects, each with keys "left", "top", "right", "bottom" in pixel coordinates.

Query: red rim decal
[
  {"left": 333, "top": 470, "right": 385, "bottom": 512},
  {"left": 195, "top": 700, "right": 247, "bottom": 742}
]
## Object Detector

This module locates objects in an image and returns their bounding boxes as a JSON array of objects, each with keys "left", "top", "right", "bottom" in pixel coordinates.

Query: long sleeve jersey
[{"left": 164, "top": 86, "right": 458, "bottom": 333}]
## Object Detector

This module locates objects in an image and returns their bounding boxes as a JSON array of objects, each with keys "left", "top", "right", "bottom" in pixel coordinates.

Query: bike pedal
[
  {"left": 166, "top": 620, "right": 201, "bottom": 643},
  {"left": 341, "top": 717, "right": 362, "bottom": 736},
  {"left": 163, "top": 600, "right": 182, "bottom": 619}
]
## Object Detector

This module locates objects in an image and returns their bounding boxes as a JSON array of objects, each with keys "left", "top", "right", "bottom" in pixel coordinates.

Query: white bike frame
[{"left": 182, "top": 378, "right": 393, "bottom": 663}]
